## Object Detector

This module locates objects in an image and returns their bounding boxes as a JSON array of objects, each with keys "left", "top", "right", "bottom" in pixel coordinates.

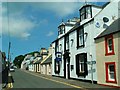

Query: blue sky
[{"left": 1, "top": 1, "right": 107, "bottom": 61}]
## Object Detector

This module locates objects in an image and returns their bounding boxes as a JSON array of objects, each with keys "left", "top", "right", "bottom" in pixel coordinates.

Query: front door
[
  {"left": 64, "top": 57, "right": 70, "bottom": 79},
  {"left": 67, "top": 63, "right": 70, "bottom": 79}
]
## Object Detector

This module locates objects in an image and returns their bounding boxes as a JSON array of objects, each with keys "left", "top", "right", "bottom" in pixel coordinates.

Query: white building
[
  {"left": 52, "top": 1, "right": 119, "bottom": 83},
  {"left": 21, "top": 55, "right": 32, "bottom": 70}
]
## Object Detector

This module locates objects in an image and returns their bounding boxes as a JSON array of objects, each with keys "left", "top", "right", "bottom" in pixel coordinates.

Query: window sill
[
  {"left": 77, "top": 72, "right": 86, "bottom": 76},
  {"left": 77, "top": 45, "right": 85, "bottom": 49},
  {"left": 65, "top": 49, "right": 69, "bottom": 51},
  {"left": 106, "top": 80, "right": 117, "bottom": 84},
  {"left": 105, "top": 52, "right": 115, "bottom": 56}
]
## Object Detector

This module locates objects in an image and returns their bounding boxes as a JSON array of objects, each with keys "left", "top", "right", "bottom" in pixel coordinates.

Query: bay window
[{"left": 76, "top": 53, "right": 88, "bottom": 77}]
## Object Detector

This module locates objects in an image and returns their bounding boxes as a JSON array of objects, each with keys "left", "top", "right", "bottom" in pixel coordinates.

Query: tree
[
  {"left": 13, "top": 51, "right": 39, "bottom": 68},
  {"left": 13, "top": 55, "right": 25, "bottom": 68}
]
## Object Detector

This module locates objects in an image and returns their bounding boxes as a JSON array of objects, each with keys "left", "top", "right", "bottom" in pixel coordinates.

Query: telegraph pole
[
  {"left": 8, "top": 42, "right": 11, "bottom": 67},
  {"left": 7, "top": 0, "right": 12, "bottom": 69}
]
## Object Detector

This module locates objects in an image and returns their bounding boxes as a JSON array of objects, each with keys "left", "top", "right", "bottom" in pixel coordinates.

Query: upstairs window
[
  {"left": 80, "top": 8, "right": 85, "bottom": 21},
  {"left": 105, "top": 34, "right": 115, "bottom": 56},
  {"left": 77, "top": 27, "right": 84, "bottom": 48},
  {"left": 65, "top": 35, "right": 69, "bottom": 50},
  {"left": 58, "top": 25, "right": 65, "bottom": 35},
  {"left": 86, "top": 6, "right": 91, "bottom": 19},
  {"left": 80, "top": 6, "right": 92, "bottom": 21},
  {"left": 55, "top": 40, "right": 59, "bottom": 52}
]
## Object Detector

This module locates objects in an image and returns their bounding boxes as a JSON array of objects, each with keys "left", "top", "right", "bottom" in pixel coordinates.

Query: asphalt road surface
[{"left": 11, "top": 69, "right": 74, "bottom": 88}]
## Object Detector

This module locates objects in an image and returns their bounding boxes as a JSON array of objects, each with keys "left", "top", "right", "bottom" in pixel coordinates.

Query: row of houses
[
  {"left": 21, "top": 46, "right": 52, "bottom": 75},
  {"left": 21, "top": 0, "right": 120, "bottom": 88},
  {"left": 51, "top": 0, "right": 120, "bottom": 87}
]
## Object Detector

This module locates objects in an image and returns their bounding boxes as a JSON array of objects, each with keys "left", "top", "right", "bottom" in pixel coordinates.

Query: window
[
  {"left": 65, "top": 35, "right": 69, "bottom": 50},
  {"left": 77, "top": 27, "right": 84, "bottom": 48},
  {"left": 76, "top": 53, "right": 88, "bottom": 77},
  {"left": 55, "top": 40, "right": 59, "bottom": 52},
  {"left": 86, "top": 6, "right": 91, "bottom": 19},
  {"left": 105, "top": 34, "right": 115, "bottom": 56},
  {"left": 80, "top": 6, "right": 92, "bottom": 21},
  {"left": 105, "top": 62, "right": 117, "bottom": 83},
  {"left": 58, "top": 25, "right": 65, "bottom": 35},
  {"left": 49, "top": 64, "right": 51, "bottom": 74},
  {"left": 80, "top": 8, "right": 85, "bottom": 21},
  {"left": 79, "top": 55, "right": 84, "bottom": 73},
  {"left": 54, "top": 60, "right": 60, "bottom": 74}
]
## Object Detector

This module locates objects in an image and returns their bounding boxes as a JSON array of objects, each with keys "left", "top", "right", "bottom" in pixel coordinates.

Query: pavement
[{"left": 23, "top": 70, "right": 116, "bottom": 89}]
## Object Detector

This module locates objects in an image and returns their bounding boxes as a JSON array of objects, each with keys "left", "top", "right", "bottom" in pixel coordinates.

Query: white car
[{"left": 10, "top": 66, "right": 15, "bottom": 72}]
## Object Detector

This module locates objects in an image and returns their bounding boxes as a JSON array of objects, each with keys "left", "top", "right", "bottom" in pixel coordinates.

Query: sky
[{"left": 0, "top": 1, "right": 108, "bottom": 61}]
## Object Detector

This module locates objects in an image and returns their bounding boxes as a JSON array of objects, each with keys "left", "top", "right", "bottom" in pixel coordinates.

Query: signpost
[{"left": 86, "top": 61, "right": 96, "bottom": 84}]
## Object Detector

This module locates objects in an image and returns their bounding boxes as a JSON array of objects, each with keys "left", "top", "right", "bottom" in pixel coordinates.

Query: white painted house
[
  {"left": 52, "top": 1, "right": 119, "bottom": 83},
  {"left": 21, "top": 55, "right": 32, "bottom": 70}
]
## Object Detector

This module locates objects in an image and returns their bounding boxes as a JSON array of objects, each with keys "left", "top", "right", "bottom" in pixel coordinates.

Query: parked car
[
  {"left": 13, "top": 66, "right": 17, "bottom": 69},
  {"left": 10, "top": 66, "right": 15, "bottom": 72}
]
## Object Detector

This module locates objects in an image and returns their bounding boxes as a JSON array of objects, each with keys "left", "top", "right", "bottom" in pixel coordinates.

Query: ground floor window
[
  {"left": 76, "top": 53, "right": 88, "bottom": 77},
  {"left": 54, "top": 59, "right": 60, "bottom": 74},
  {"left": 105, "top": 62, "right": 117, "bottom": 83}
]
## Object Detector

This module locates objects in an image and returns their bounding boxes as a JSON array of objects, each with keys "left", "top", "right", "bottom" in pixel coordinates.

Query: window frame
[
  {"left": 76, "top": 53, "right": 88, "bottom": 77},
  {"left": 105, "top": 34, "right": 115, "bottom": 56},
  {"left": 58, "top": 25, "right": 65, "bottom": 35},
  {"left": 105, "top": 62, "right": 117, "bottom": 83},
  {"left": 80, "top": 5, "right": 92, "bottom": 21},
  {"left": 54, "top": 59, "right": 60, "bottom": 74},
  {"left": 77, "top": 27, "right": 84, "bottom": 48},
  {"left": 65, "top": 35, "right": 69, "bottom": 51}
]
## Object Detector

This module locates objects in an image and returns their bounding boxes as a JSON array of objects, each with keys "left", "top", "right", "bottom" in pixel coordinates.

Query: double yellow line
[
  {"left": 7, "top": 73, "right": 13, "bottom": 89},
  {"left": 24, "top": 70, "right": 87, "bottom": 90}
]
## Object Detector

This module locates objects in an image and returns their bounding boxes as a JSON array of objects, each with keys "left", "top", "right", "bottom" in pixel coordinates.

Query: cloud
[
  {"left": 2, "top": 16, "right": 36, "bottom": 39},
  {"left": 1, "top": 4, "right": 37, "bottom": 39},
  {"left": 46, "top": 31, "right": 54, "bottom": 37},
  {"left": 1, "top": 2, "right": 84, "bottom": 39},
  {"left": 33, "top": 2, "right": 82, "bottom": 17}
]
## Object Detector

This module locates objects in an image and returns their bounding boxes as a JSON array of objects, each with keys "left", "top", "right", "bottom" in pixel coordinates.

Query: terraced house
[
  {"left": 51, "top": 0, "right": 120, "bottom": 84},
  {"left": 95, "top": 18, "right": 120, "bottom": 87}
]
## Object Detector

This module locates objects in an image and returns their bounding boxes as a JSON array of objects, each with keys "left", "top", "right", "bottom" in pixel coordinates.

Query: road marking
[
  {"left": 7, "top": 72, "right": 13, "bottom": 88},
  {"left": 23, "top": 70, "right": 87, "bottom": 90},
  {"left": 7, "top": 83, "right": 13, "bottom": 88}
]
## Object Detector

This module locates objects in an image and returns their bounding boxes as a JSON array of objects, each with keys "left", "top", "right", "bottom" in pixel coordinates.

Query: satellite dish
[
  {"left": 103, "top": 24, "right": 108, "bottom": 28},
  {"left": 103, "top": 17, "right": 109, "bottom": 23}
]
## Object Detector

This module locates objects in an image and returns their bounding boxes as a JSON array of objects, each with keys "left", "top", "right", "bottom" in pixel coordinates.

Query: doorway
[{"left": 64, "top": 57, "right": 70, "bottom": 79}]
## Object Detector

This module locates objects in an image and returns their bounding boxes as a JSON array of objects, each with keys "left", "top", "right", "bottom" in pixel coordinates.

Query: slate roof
[
  {"left": 34, "top": 59, "right": 42, "bottom": 64},
  {"left": 41, "top": 54, "right": 52, "bottom": 65},
  {"left": 95, "top": 18, "right": 120, "bottom": 39}
]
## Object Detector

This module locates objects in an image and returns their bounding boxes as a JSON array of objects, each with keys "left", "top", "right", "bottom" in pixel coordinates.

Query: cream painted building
[
  {"left": 41, "top": 46, "right": 52, "bottom": 75},
  {"left": 95, "top": 18, "right": 120, "bottom": 87},
  {"left": 41, "top": 54, "right": 52, "bottom": 75}
]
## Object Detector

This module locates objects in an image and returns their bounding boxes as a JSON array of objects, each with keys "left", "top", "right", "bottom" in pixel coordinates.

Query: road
[{"left": 11, "top": 69, "right": 75, "bottom": 88}]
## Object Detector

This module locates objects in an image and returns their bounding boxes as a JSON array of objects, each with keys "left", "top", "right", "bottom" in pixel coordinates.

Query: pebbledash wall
[{"left": 51, "top": 0, "right": 120, "bottom": 83}]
